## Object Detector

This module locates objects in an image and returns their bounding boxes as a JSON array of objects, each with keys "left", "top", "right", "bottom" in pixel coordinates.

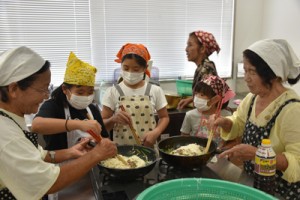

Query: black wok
[
  {"left": 98, "top": 145, "right": 157, "bottom": 180},
  {"left": 158, "top": 136, "right": 218, "bottom": 169}
]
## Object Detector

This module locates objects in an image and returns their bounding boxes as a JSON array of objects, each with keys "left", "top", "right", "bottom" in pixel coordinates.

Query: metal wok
[
  {"left": 98, "top": 145, "right": 157, "bottom": 180},
  {"left": 158, "top": 136, "right": 218, "bottom": 169}
]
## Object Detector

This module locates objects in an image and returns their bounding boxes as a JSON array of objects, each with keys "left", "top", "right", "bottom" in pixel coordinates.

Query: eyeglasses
[{"left": 30, "top": 84, "right": 54, "bottom": 96}]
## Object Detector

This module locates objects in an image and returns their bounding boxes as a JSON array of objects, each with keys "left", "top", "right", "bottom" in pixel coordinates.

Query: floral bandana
[
  {"left": 200, "top": 75, "right": 235, "bottom": 104},
  {"left": 194, "top": 30, "right": 221, "bottom": 56},
  {"left": 64, "top": 52, "right": 97, "bottom": 86}
]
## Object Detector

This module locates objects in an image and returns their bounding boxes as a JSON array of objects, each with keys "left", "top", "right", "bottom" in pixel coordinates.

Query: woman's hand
[
  {"left": 69, "top": 138, "right": 91, "bottom": 159},
  {"left": 208, "top": 114, "right": 233, "bottom": 133},
  {"left": 93, "top": 138, "right": 117, "bottom": 160},
  {"left": 177, "top": 97, "right": 193, "bottom": 109},
  {"left": 218, "top": 143, "right": 257, "bottom": 162}
]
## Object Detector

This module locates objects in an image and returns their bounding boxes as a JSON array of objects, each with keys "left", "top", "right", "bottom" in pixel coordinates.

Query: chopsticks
[
  {"left": 87, "top": 129, "right": 102, "bottom": 143},
  {"left": 86, "top": 127, "right": 129, "bottom": 166},
  {"left": 204, "top": 129, "right": 214, "bottom": 154},
  {"left": 119, "top": 105, "right": 142, "bottom": 145},
  {"left": 204, "top": 97, "right": 223, "bottom": 154}
]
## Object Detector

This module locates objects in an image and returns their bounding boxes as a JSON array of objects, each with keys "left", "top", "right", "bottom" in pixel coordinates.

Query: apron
[
  {"left": 242, "top": 96, "right": 300, "bottom": 199},
  {"left": 0, "top": 111, "right": 38, "bottom": 200},
  {"left": 113, "top": 83, "right": 156, "bottom": 145},
  {"left": 195, "top": 115, "right": 210, "bottom": 138},
  {"left": 64, "top": 106, "right": 94, "bottom": 148}
]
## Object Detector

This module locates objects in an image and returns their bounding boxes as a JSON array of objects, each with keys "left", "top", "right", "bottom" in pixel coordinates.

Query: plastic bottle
[{"left": 253, "top": 138, "right": 276, "bottom": 195}]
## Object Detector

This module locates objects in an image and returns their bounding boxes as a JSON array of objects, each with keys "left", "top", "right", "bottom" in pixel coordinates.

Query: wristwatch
[{"left": 49, "top": 151, "right": 56, "bottom": 163}]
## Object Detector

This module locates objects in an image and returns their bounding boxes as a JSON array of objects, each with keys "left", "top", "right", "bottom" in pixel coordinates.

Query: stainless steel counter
[{"left": 59, "top": 173, "right": 95, "bottom": 200}]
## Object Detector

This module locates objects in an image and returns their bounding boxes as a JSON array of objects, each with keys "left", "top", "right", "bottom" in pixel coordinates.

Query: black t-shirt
[{"left": 35, "top": 99, "right": 109, "bottom": 150}]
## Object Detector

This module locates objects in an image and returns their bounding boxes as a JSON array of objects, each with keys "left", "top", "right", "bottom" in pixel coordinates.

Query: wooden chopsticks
[
  {"left": 119, "top": 105, "right": 142, "bottom": 145},
  {"left": 87, "top": 129, "right": 102, "bottom": 143},
  {"left": 204, "top": 98, "right": 223, "bottom": 154},
  {"left": 204, "top": 129, "right": 214, "bottom": 154},
  {"left": 86, "top": 125, "right": 129, "bottom": 166}
]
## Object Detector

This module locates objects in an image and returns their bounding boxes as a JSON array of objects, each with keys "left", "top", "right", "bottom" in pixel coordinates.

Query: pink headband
[{"left": 201, "top": 75, "right": 235, "bottom": 104}]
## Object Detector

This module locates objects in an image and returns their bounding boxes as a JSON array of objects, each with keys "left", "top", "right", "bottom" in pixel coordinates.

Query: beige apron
[
  {"left": 64, "top": 105, "right": 94, "bottom": 147},
  {"left": 113, "top": 83, "right": 156, "bottom": 145}
]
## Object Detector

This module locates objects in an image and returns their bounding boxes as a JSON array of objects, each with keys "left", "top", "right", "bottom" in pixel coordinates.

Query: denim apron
[
  {"left": 113, "top": 83, "right": 156, "bottom": 145},
  {"left": 0, "top": 111, "right": 38, "bottom": 200},
  {"left": 242, "top": 96, "right": 300, "bottom": 199}
]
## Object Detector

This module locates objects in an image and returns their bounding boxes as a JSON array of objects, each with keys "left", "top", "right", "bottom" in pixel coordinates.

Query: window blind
[
  {"left": 0, "top": 0, "right": 234, "bottom": 85},
  {"left": 91, "top": 0, "right": 234, "bottom": 82},
  {"left": 0, "top": 0, "right": 92, "bottom": 86}
]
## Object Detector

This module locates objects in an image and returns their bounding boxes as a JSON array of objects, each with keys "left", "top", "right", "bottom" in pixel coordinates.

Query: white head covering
[
  {"left": 0, "top": 46, "right": 45, "bottom": 86},
  {"left": 247, "top": 39, "right": 300, "bottom": 81}
]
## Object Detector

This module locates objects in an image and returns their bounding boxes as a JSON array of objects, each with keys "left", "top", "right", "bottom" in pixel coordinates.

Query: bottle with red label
[{"left": 253, "top": 138, "right": 276, "bottom": 195}]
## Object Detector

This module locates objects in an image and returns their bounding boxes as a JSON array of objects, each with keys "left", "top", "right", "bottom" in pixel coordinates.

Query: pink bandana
[
  {"left": 194, "top": 30, "right": 221, "bottom": 56},
  {"left": 201, "top": 75, "right": 235, "bottom": 104}
]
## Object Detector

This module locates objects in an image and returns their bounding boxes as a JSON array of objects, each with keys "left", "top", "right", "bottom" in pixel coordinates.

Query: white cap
[
  {"left": 0, "top": 46, "right": 46, "bottom": 86},
  {"left": 248, "top": 39, "right": 300, "bottom": 81}
]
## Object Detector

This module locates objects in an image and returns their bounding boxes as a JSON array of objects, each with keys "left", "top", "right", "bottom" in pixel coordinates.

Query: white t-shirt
[
  {"left": 102, "top": 82, "right": 167, "bottom": 112},
  {"left": 180, "top": 108, "right": 232, "bottom": 137},
  {"left": 0, "top": 109, "right": 60, "bottom": 200}
]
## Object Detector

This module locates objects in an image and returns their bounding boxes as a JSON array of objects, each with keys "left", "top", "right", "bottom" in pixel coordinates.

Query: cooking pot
[
  {"left": 98, "top": 145, "right": 157, "bottom": 180},
  {"left": 158, "top": 136, "right": 218, "bottom": 169}
]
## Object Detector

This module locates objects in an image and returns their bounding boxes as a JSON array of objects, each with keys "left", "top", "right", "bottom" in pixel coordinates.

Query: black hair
[
  {"left": 51, "top": 83, "right": 73, "bottom": 108},
  {"left": 243, "top": 50, "right": 277, "bottom": 89},
  {"left": 119, "top": 54, "right": 147, "bottom": 83},
  {"left": 193, "top": 81, "right": 228, "bottom": 109},
  {"left": 189, "top": 32, "right": 203, "bottom": 48},
  {"left": 0, "top": 60, "right": 50, "bottom": 102},
  {"left": 193, "top": 82, "right": 216, "bottom": 98},
  {"left": 121, "top": 54, "right": 147, "bottom": 68},
  {"left": 288, "top": 75, "right": 300, "bottom": 85},
  {"left": 244, "top": 49, "right": 300, "bottom": 85}
]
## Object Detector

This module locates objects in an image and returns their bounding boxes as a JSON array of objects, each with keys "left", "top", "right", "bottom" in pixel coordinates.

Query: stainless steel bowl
[{"left": 165, "top": 93, "right": 182, "bottom": 109}]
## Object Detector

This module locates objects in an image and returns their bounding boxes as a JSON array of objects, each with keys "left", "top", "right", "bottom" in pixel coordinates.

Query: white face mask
[
  {"left": 121, "top": 70, "right": 144, "bottom": 85},
  {"left": 66, "top": 92, "right": 94, "bottom": 110},
  {"left": 194, "top": 96, "right": 211, "bottom": 112}
]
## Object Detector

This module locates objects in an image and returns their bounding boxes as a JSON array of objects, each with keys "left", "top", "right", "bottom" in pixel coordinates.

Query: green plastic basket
[
  {"left": 136, "top": 178, "right": 277, "bottom": 200},
  {"left": 176, "top": 80, "right": 193, "bottom": 96}
]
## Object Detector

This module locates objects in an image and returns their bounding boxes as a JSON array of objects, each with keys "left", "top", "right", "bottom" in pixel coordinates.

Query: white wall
[
  {"left": 232, "top": 0, "right": 300, "bottom": 94},
  {"left": 232, "top": 0, "right": 264, "bottom": 93},
  {"left": 262, "top": 0, "right": 300, "bottom": 94}
]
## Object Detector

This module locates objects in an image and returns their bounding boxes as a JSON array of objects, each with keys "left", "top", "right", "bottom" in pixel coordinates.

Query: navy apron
[{"left": 242, "top": 96, "right": 300, "bottom": 199}]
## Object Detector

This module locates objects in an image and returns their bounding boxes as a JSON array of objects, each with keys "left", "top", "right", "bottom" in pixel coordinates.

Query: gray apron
[
  {"left": 242, "top": 96, "right": 300, "bottom": 199},
  {"left": 0, "top": 111, "right": 38, "bottom": 200},
  {"left": 113, "top": 83, "right": 156, "bottom": 145}
]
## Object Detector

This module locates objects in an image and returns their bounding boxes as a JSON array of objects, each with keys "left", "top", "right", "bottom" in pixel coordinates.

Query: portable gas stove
[{"left": 90, "top": 159, "right": 221, "bottom": 200}]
